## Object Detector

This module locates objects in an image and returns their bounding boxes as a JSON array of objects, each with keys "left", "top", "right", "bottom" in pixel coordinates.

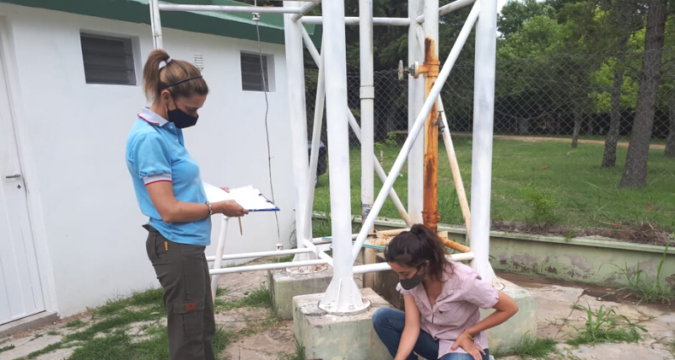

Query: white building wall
[{"left": 0, "top": 3, "right": 296, "bottom": 317}]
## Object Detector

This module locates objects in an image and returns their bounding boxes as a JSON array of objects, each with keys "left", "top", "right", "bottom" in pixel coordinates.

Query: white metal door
[{"left": 0, "top": 25, "right": 45, "bottom": 325}]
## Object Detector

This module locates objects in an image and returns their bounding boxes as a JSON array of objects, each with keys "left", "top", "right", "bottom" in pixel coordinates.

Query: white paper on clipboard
[{"left": 202, "top": 182, "right": 279, "bottom": 212}]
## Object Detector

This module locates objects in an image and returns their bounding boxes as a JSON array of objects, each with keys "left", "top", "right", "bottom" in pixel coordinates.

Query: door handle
[{"left": 5, "top": 174, "right": 21, "bottom": 179}]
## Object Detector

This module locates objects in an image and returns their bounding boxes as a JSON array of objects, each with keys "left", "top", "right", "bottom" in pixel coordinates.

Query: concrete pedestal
[
  {"left": 268, "top": 267, "right": 333, "bottom": 320},
  {"left": 293, "top": 288, "right": 391, "bottom": 360}
]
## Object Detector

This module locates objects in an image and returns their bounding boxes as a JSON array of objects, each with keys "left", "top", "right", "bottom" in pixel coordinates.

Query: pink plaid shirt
[{"left": 397, "top": 262, "right": 499, "bottom": 359}]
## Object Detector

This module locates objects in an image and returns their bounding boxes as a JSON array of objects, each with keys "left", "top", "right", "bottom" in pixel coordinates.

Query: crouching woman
[{"left": 372, "top": 224, "right": 519, "bottom": 360}]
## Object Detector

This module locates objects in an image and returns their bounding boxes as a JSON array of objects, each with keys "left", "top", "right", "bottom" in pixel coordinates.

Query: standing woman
[
  {"left": 372, "top": 224, "right": 518, "bottom": 360},
  {"left": 126, "top": 49, "right": 247, "bottom": 360}
]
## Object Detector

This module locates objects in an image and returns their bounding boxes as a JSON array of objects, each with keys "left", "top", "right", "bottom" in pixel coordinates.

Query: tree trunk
[
  {"left": 518, "top": 118, "right": 529, "bottom": 134},
  {"left": 572, "top": 106, "right": 581, "bottom": 148},
  {"left": 619, "top": 0, "right": 667, "bottom": 188},
  {"left": 602, "top": 37, "right": 628, "bottom": 168},
  {"left": 586, "top": 118, "right": 594, "bottom": 135},
  {"left": 666, "top": 94, "right": 675, "bottom": 157}
]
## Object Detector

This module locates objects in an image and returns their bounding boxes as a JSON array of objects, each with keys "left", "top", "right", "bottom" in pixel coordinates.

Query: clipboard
[{"left": 202, "top": 182, "right": 280, "bottom": 212}]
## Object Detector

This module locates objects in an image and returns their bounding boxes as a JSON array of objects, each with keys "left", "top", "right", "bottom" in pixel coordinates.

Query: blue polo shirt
[{"left": 126, "top": 107, "right": 211, "bottom": 246}]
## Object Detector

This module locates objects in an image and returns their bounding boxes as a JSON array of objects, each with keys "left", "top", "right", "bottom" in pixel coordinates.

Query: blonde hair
[{"left": 142, "top": 49, "right": 209, "bottom": 102}]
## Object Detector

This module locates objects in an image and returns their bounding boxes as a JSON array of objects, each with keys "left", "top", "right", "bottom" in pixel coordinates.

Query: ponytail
[
  {"left": 142, "top": 49, "right": 209, "bottom": 102},
  {"left": 384, "top": 224, "right": 451, "bottom": 281}
]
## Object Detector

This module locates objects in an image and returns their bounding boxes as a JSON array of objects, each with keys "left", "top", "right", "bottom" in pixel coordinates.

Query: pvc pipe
[
  {"left": 318, "top": 0, "right": 368, "bottom": 314},
  {"left": 352, "top": 252, "right": 475, "bottom": 274},
  {"left": 416, "top": 0, "right": 476, "bottom": 24},
  {"left": 206, "top": 247, "right": 313, "bottom": 262},
  {"left": 210, "top": 216, "right": 229, "bottom": 302},
  {"left": 300, "top": 27, "right": 412, "bottom": 227},
  {"left": 360, "top": 0, "right": 376, "bottom": 289},
  {"left": 408, "top": 0, "right": 424, "bottom": 225},
  {"left": 305, "top": 50, "right": 325, "bottom": 224},
  {"left": 158, "top": 4, "right": 301, "bottom": 13},
  {"left": 352, "top": 1, "right": 481, "bottom": 262},
  {"left": 470, "top": 0, "right": 496, "bottom": 282},
  {"left": 291, "top": 1, "right": 320, "bottom": 21},
  {"left": 283, "top": 2, "right": 311, "bottom": 250},
  {"left": 301, "top": 16, "right": 410, "bottom": 26},
  {"left": 210, "top": 259, "right": 327, "bottom": 275},
  {"left": 149, "top": 0, "right": 163, "bottom": 49}
]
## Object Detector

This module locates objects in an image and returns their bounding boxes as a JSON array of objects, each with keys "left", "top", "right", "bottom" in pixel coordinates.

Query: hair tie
[{"left": 166, "top": 57, "right": 173, "bottom": 64}]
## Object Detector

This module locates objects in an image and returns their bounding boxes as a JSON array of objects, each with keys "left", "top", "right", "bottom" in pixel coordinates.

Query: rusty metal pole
[{"left": 421, "top": 39, "right": 441, "bottom": 232}]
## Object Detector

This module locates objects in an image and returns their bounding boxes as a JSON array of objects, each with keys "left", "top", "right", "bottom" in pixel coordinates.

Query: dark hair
[
  {"left": 142, "top": 49, "right": 209, "bottom": 102},
  {"left": 384, "top": 224, "right": 451, "bottom": 281}
]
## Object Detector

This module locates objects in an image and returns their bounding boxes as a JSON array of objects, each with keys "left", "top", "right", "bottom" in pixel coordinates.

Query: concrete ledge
[
  {"left": 293, "top": 288, "right": 391, "bottom": 360},
  {"left": 321, "top": 213, "right": 675, "bottom": 288},
  {"left": 0, "top": 312, "right": 59, "bottom": 339},
  {"left": 269, "top": 267, "right": 333, "bottom": 320}
]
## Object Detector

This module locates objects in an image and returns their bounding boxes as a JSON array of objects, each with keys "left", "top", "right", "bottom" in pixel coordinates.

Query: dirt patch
[
  {"left": 499, "top": 272, "right": 675, "bottom": 313},
  {"left": 491, "top": 220, "right": 673, "bottom": 246},
  {"left": 453, "top": 133, "right": 667, "bottom": 150}
]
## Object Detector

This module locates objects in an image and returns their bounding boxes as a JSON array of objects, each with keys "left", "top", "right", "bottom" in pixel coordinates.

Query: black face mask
[
  {"left": 400, "top": 267, "right": 426, "bottom": 290},
  {"left": 167, "top": 101, "right": 198, "bottom": 129}
]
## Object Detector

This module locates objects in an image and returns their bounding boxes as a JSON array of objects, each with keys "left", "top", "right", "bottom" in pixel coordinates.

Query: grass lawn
[{"left": 313, "top": 137, "right": 675, "bottom": 232}]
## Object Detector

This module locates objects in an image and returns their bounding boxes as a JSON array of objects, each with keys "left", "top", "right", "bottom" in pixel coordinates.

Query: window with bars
[
  {"left": 241, "top": 52, "right": 273, "bottom": 92},
  {"left": 80, "top": 33, "right": 136, "bottom": 85}
]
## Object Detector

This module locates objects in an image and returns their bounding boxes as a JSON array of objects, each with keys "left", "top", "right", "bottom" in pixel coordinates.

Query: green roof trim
[{"left": 0, "top": 0, "right": 320, "bottom": 45}]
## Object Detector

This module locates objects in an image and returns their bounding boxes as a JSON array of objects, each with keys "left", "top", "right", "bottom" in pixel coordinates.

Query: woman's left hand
[
  {"left": 220, "top": 187, "right": 230, "bottom": 193},
  {"left": 450, "top": 332, "right": 485, "bottom": 360}
]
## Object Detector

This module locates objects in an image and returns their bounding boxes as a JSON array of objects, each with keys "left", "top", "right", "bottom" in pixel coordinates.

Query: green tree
[{"left": 498, "top": 0, "right": 556, "bottom": 38}]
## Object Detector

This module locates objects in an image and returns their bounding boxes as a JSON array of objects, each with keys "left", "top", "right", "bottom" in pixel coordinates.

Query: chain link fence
[{"left": 307, "top": 50, "right": 675, "bottom": 244}]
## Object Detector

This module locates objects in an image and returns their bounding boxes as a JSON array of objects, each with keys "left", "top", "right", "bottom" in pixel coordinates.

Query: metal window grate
[
  {"left": 80, "top": 33, "right": 136, "bottom": 85},
  {"left": 241, "top": 52, "right": 269, "bottom": 92}
]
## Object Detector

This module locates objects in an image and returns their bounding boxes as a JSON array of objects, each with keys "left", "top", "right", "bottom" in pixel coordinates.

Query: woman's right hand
[{"left": 213, "top": 200, "right": 248, "bottom": 217}]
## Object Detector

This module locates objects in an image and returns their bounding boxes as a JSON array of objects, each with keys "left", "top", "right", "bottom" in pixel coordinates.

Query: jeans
[{"left": 372, "top": 307, "right": 490, "bottom": 360}]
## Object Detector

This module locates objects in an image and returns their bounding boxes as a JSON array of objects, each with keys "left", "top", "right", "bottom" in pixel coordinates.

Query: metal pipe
[
  {"left": 352, "top": 1, "right": 480, "bottom": 262},
  {"left": 422, "top": 0, "right": 440, "bottom": 232},
  {"left": 149, "top": 0, "right": 163, "bottom": 49},
  {"left": 283, "top": 2, "right": 311, "bottom": 251},
  {"left": 210, "top": 259, "right": 327, "bottom": 275},
  {"left": 291, "top": 1, "right": 320, "bottom": 21},
  {"left": 416, "top": 0, "right": 476, "bottom": 24},
  {"left": 210, "top": 216, "right": 230, "bottom": 301},
  {"left": 300, "top": 26, "right": 412, "bottom": 227},
  {"left": 318, "top": 0, "right": 368, "bottom": 314},
  {"left": 158, "top": 4, "right": 301, "bottom": 13},
  {"left": 352, "top": 252, "right": 475, "bottom": 274},
  {"left": 360, "top": 0, "right": 376, "bottom": 289},
  {"left": 206, "top": 247, "right": 313, "bottom": 262},
  {"left": 408, "top": 0, "right": 424, "bottom": 226},
  {"left": 470, "top": 0, "right": 496, "bottom": 281},
  {"left": 301, "top": 16, "right": 410, "bottom": 26},
  {"left": 437, "top": 99, "right": 471, "bottom": 238}
]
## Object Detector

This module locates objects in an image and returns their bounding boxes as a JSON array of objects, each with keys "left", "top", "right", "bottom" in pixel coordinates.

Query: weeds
[
  {"left": 0, "top": 345, "right": 15, "bottom": 354},
  {"left": 607, "top": 243, "right": 674, "bottom": 304},
  {"left": 523, "top": 187, "right": 560, "bottom": 228},
  {"left": 566, "top": 304, "right": 646, "bottom": 346},
  {"left": 65, "top": 319, "right": 85, "bottom": 328},
  {"left": 280, "top": 340, "right": 306, "bottom": 360},
  {"left": 215, "top": 286, "right": 271, "bottom": 312},
  {"left": 495, "top": 335, "right": 558, "bottom": 359}
]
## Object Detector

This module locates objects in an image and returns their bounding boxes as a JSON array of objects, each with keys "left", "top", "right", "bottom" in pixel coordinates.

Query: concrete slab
[
  {"left": 224, "top": 322, "right": 297, "bottom": 360},
  {"left": 293, "top": 288, "right": 391, "bottom": 360},
  {"left": 269, "top": 267, "right": 333, "bottom": 320},
  {"left": 483, "top": 279, "right": 538, "bottom": 353},
  {"left": 0, "top": 312, "right": 59, "bottom": 339}
]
